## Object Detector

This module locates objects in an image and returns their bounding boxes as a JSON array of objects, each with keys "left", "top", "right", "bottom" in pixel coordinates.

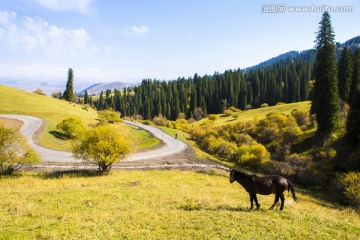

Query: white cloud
[
  {"left": 0, "top": 10, "right": 89, "bottom": 54},
  {"left": 125, "top": 25, "right": 150, "bottom": 36},
  {"left": 34, "top": 0, "right": 96, "bottom": 16}
]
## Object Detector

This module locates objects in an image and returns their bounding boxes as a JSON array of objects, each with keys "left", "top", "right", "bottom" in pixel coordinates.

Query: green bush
[
  {"left": 232, "top": 113, "right": 240, "bottom": 119},
  {"left": 227, "top": 106, "right": 241, "bottom": 112},
  {"left": 98, "top": 109, "right": 122, "bottom": 123},
  {"left": 56, "top": 117, "right": 85, "bottom": 139},
  {"left": 223, "top": 109, "right": 233, "bottom": 116},
  {"left": 208, "top": 114, "right": 218, "bottom": 121},
  {"left": 291, "top": 109, "right": 310, "bottom": 130},
  {"left": 153, "top": 115, "right": 166, "bottom": 126},
  {"left": 236, "top": 143, "right": 270, "bottom": 168},
  {"left": 336, "top": 172, "right": 360, "bottom": 209},
  {"left": 142, "top": 120, "right": 154, "bottom": 126}
]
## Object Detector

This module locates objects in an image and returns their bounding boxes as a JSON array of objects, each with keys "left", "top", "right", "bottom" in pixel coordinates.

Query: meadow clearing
[{"left": 0, "top": 170, "right": 359, "bottom": 239}]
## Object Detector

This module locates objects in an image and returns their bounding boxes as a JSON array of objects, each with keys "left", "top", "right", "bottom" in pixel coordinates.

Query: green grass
[
  {"left": 0, "top": 85, "right": 160, "bottom": 151},
  {"left": 0, "top": 170, "right": 359, "bottom": 239},
  {"left": 131, "top": 128, "right": 161, "bottom": 150},
  {"left": 0, "top": 85, "right": 98, "bottom": 150},
  {"left": 195, "top": 101, "right": 311, "bottom": 126}
]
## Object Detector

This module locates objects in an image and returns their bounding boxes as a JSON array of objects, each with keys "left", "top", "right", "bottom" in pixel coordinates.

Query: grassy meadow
[
  {"left": 0, "top": 85, "right": 159, "bottom": 151},
  {"left": 194, "top": 101, "right": 311, "bottom": 126},
  {"left": 0, "top": 170, "right": 359, "bottom": 239}
]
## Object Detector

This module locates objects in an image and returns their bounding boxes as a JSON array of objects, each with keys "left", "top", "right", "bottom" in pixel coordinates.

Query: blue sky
[{"left": 0, "top": 0, "right": 359, "bottom": 83}]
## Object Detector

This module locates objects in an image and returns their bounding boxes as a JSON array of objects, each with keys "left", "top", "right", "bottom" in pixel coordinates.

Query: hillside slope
[
  {"left": 194, "top": 101, "right": 311, "bottom": 126},
  {"left": 0, "top": 85, "right": 159, "bottom": 151},
  {"left": 0, "top": 85, "right": 98, "bottom": 123},
  {"left": 0, "top": 84, "right": 98, "bottom": 150},
  {"left": 0, "top": 170, "right": 359, "bottom": 239}
]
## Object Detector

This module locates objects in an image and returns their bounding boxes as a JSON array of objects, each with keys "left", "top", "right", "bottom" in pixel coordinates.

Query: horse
[{"left": 229, "top": 169, "right": 298, "bottom": 210}]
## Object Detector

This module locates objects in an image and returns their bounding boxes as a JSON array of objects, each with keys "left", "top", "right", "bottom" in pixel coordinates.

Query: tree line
[{"left": 86, "top": 59, "right": 313, "bottom": 121}]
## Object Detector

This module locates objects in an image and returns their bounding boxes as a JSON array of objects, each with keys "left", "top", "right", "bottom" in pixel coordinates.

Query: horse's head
[{"left": 230, "top": 169, "right": 236, "bottom": 183}]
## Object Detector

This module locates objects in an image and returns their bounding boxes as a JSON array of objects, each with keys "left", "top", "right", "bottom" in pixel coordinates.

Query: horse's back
[
  {"left": 255, "top": 175, "right": 288, "bottom": 194},
  {"left": 270, "top": 175, "right": 288, "bottom": 192}
]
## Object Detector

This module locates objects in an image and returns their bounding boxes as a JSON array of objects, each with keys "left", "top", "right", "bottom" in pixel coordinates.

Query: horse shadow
[{"left": 179, "top": 204, "right": 250, "bottom": 212}]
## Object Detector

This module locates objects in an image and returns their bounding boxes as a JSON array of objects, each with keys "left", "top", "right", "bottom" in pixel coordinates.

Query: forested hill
[
  {"left": 245, "top": 36, "right": 360, "bottom": 71},
  {"left": 86, "top": 36, "right": 359, "bottom": 120}
]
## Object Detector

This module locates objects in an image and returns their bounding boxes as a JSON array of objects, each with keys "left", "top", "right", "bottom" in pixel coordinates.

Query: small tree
[
  {"left": 0, "top": 125, "right": 39, "bottom": 175},
  {"left": 193, "top": 107, "right": 204, "bottom": 121},
  {"left": 33, "top": 88, "right": 45, "bottom": 95},
  {"left": 73, "top": 125, "right": 133, "bottom": 172},
  {"left": 56, "top": 117, "right": 85, "bottom": 139},
  {"left": 63, "top": 68, "right": 74, "bottom": 102}
]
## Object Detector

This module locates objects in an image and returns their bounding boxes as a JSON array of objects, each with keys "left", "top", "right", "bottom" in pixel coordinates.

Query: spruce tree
[
  {"left": 84, "top": 90, "right": 89, "bottom": 104},
  {"left": 338, "top": 47, "right": 353, "bottom": 102},
  {"left": 98, "top": 91, "right": 104, "bottom": 110},
  {"left": 63, "top": 68, "right": 74, "bottom": 102},
  {"left": 349, "top": 48, "right": 360, "bottom": 104},
  {"left": 346, "top": 48, "right": 360, "bottom": 145},
  {"left": 311, "top": 12, "right": 339, "bottom": 137}
]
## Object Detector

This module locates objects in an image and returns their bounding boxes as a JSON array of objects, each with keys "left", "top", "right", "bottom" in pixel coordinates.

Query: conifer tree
[
  {"left": 84, "top": 90, "right": 89, "bottom": 104},
  {"left": 350, "top": 48, "right": 360, "bottom": 102},
  {"left": 311, "top": 12, "right": 339, "bottom": 137},
  {"left": 98, "top": 91, "right": 104, "bottom": 110},
  {"left": 63, "top": 68, "right": 74, "bottom": 101},
  {"left": 189, "top": 86, "right": 197, "bottom": 118},
  {"left": 338, "top": 47, "right": 353, "bottom": 102},
  {"left": 346, "top": 48, "right": 360, "bottom": 145}
]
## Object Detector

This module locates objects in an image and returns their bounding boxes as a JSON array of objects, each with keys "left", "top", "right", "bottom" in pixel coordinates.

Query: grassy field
[
  {"left": 0, "top": 85, "right": 159, "bottom": 151},
  {"left": 126, "top": 126, "right": 161, "bottom": 150},
  {"left": 0, "top": 170, "right": 359, "bottom": 239},
  {"left": 195, "top": 101, "right": 311, "bottom": 126}
]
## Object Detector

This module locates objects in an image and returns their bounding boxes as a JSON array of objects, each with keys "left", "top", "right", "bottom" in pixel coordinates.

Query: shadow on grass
[
  {"left": 179, "top": 204, "right": 248, "bottom": 212},
  {"left": 225, "top": 119, "right": 236, "bottom": 123},
  {"left": 295, "top": 187, "right": 344, "bottom": 209},
  {"left": 40, "top": 169, "right": 106, "bottom": 179},
  {"left": 49, "top": 130, "right": 71, "bottom": 140}
]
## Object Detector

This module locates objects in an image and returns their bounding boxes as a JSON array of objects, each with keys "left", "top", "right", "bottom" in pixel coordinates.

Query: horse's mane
[{"left": 232, "top": 169, "right": 252, "bottom": 178}]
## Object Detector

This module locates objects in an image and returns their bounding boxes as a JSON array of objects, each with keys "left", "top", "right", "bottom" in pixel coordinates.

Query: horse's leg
[
  {"left": 279, "top": 193, "right": 285, "bottom": 210},
  {"left": 253, "top": 194, "right": 260, "bottom": 209},
  {"left": 249, "top": 194, "right": 254, "bottom": 210},
  {"left": 269, "top": 194, "right": 280, "bottom": 210}
]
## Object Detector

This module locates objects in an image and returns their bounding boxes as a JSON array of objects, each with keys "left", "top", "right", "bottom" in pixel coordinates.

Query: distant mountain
[
  {"left": 245, "top": 35, "right": 359, "bottom": 71},
  {"left": 78, "top": 82, "right": 137, "bottom": 95},
  {"left": 0, "top": 77, "right": 97, "bottom": 96}
]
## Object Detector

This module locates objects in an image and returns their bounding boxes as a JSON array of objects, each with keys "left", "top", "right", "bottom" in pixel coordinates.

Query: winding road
[{"left": 0, "top": 114, "right": 187, "bottom": 163}]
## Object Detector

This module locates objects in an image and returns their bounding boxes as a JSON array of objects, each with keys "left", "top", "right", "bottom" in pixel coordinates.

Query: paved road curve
[
  {"left": 123, "top": 120, "right": 187, "bottom": 161},
  {"left": 0, "top": 114, "right": 187, "bottom": 163},
  {"left": 0, "top": 114, "right": 76, "bottom": 162}
]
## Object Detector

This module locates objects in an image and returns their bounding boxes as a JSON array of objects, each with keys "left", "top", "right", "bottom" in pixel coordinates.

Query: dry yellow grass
[{"left": 0, "top": 170, "right": 359, "bottom": 239}]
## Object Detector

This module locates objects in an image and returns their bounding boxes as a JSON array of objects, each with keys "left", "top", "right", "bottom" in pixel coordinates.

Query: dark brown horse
[{"left": 230, "top": 169, "right": 298, "bottom": 210}]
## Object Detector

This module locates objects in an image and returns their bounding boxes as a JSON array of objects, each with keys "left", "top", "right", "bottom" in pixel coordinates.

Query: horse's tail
[{"left": 287, "top": 179, "right": 298, "bottom": 201}]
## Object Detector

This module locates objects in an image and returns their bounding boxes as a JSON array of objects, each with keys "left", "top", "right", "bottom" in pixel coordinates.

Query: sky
[{"left": 0, "top": 0, "right": 359, "bottom": 84}]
